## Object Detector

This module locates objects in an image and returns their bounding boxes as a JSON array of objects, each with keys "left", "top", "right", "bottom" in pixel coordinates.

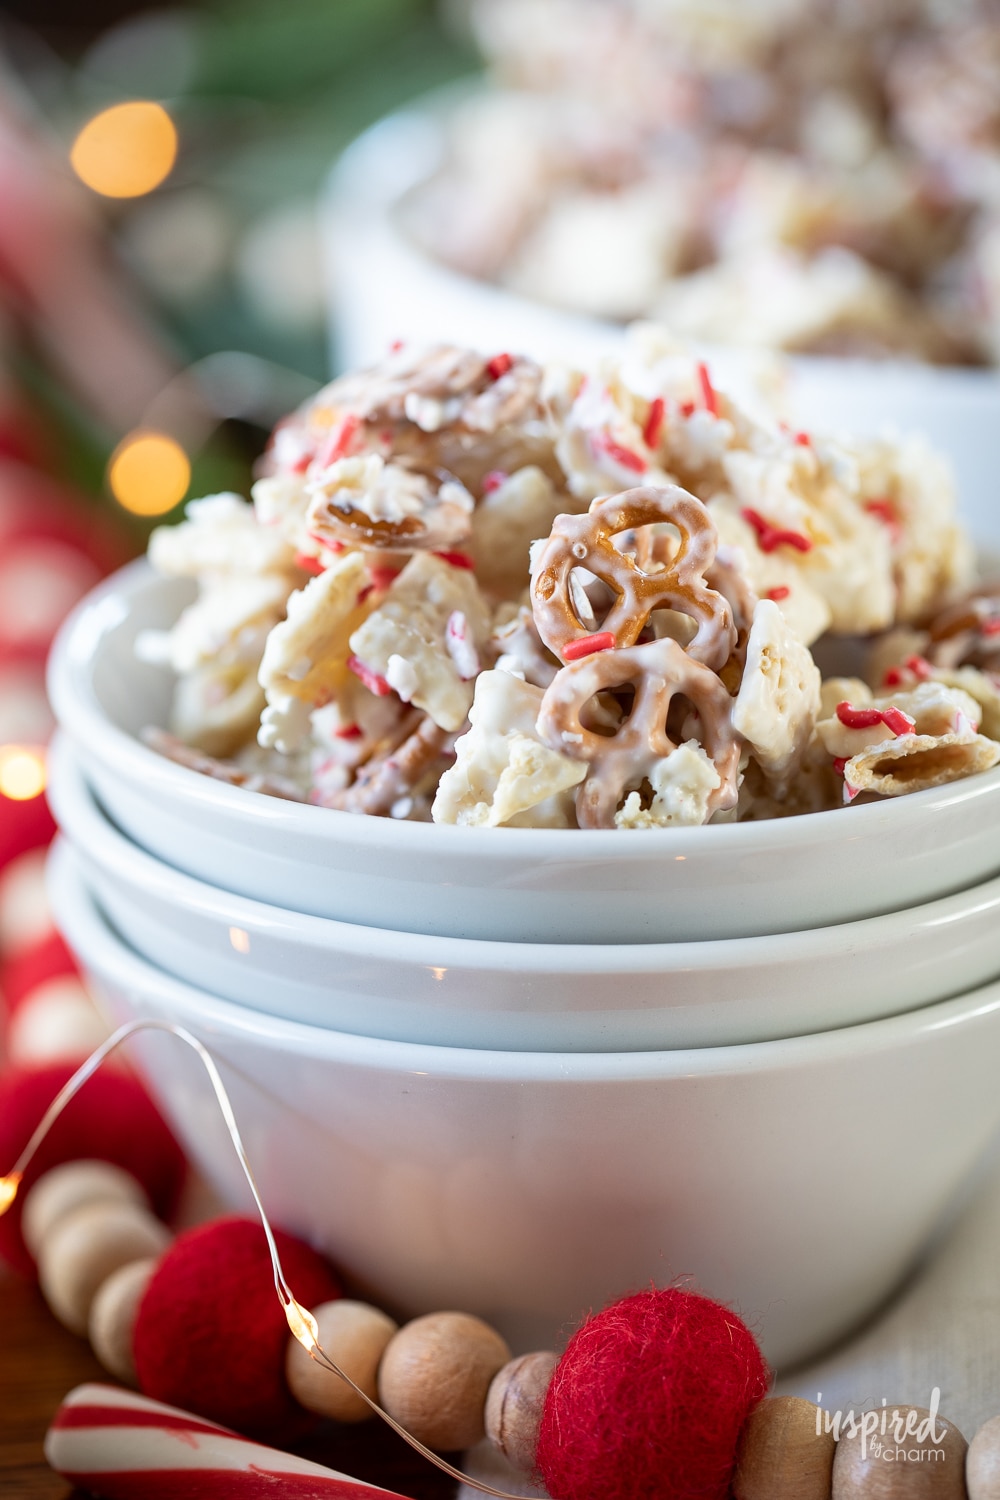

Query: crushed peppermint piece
[
  {"left": 433, "top": 550, "right": 476, "bottom": 570},
  {"left": 487, "top": 352, "right": 514, "bottom": 380},
  {"left": 832, "top": 756, "right": 849, "bottom": 776},
  {"left": 741, "top": 507, "right": 814, "bottom": 554},
  {"left": 766, "top": 586, "right": 791, "bottom": 602},
  {"left": 981, "top": 618, "right": 1000, "bottom": 636},
  {"left": 334, "top": 722, "right": 363, "bottom": 740},
  {"left": 347, "top": 654, "right": 392, "bottom": 697},
  {"left": 679, "top": 400, "right": 695, "bottom": 417},
  {"left": 482, "top": 470, "right": 508, "bottom": 494},
  {"left": 794, "top": 431, "right": 811, "bottom": 447},
  {"left": 642, "top": 397, "right": 665, "bottom": 450},
  {"left": 880, "top": 705, "right": 917, "bottom": 737},
  {"left": 316, "top": 413, "right": 359, "bottom": 468},
  {"left": 564, "top": 631, "right": 616, "bottom": 661},
  {"left": 594, "top": 433, "right": 647, "bottom": 473},
  {"left": 445, "top": 610, "right": 480, "bottom": 680},
  {"left": 294, "top": 552, "right": 325, "bottom": 575}
]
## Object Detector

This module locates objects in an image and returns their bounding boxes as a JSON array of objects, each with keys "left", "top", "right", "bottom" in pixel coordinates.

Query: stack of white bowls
[{"left": 46, "top": 558, "right": 1000, "bottom": 1370}]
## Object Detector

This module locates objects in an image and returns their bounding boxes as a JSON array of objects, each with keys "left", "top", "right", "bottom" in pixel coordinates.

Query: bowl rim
[
  {"left": 47, "top": 560, "right": 1000, "bottom": 861},
  {"left": 50, "top": 835, "right": 1000, "bottom": 1081},
  {"left": 49, "top": 729, "right": 1000, "bottom": 974}
]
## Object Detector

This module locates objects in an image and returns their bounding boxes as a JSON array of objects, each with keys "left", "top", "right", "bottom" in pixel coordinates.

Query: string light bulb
[
  {"left": 0, "top": 745, "right": 46, "bottom": 801},
  {"left": 108, "top": 430, "right": 190, "bottom": 516},
  {"left": 0, "top": 1019, "right": 524, "bottom": 1500},
  {"left": 70, "top": 101, "right": 177, "bottom": 199}
]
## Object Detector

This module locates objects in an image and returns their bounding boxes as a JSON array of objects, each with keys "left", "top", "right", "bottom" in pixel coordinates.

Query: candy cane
[{"left": 45, "top": 1383, "right": 416, "bottom": 1500}]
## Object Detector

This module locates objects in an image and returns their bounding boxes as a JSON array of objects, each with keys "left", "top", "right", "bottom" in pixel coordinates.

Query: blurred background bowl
[{"left": 324, "top": 94, "right": 1000, "bottom": 538}]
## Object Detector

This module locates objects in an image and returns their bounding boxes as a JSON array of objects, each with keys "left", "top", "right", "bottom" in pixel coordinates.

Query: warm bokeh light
[
  {"left": 108, "top": 430, "right": 190, "bottom": 515},
  {"left": 70, "top": 101, "right": 177, "bottom": 198},
  {"left": 0, "top": 746, "right": 47, "bottom": 801}
]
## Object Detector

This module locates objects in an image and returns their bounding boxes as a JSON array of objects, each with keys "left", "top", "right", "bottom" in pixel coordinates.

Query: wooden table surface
[{"left": 0, "top": 1266, "right": 456, "bottom": 1500}]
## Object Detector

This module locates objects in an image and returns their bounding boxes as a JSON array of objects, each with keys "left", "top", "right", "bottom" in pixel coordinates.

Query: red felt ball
[
  {"left": 536, "top": 1288, "right": 770, "bottom": 1500},
  {"left": 2, "top": 931, "right": 78, "bottom": 1012},
  {"left": 133, "top": 1216, "right": 341, "bottom": 1438},
  {"left": 0, "top": 788, "right": 55, "bottom": 871},
  {"left": 0, "top": 1062, "right": 186, "bottom": 1278}
]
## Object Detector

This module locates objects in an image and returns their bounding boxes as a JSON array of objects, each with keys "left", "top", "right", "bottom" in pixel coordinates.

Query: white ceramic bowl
[
  {"left": 325, "top": 96, "right": 1000, "bottom": 537},
  {"left": 48, "top": 732, "right": 1000, "bottom": 1050},
  {"left": 50, "top": 836, "right": 1000, "bottom": 1370},
  {"left": 48, "top": 561, "right": 1000, "bottom": 945}
]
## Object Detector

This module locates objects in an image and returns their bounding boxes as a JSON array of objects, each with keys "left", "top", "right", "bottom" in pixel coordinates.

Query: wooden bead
[
  {"left": 485, "top": 1350, "right": 558, "bottom": 1473},
  {"left": 22, "top": 1160, "right": 149, "bottom": 1261},
  {"left": 286, "top": 1299, "right": 398, "bottom": 1423},
  {"left": 7, "top": 977, "right": 109, "bottom": 1066},
  {"left": 39, "top": 1199, "right": 171, "bottom": 1335},
  {"left": 968, "top": 1414, "right": 1000, "bottom": 1499},
  {"left": 832, "top": 1404, "right": 967, "bottom": 1499},
  {"left": 733, "top": 1396, "right": 835, "bottom": 1500},
  {"left": 88, "top": 1256, "right": 157, "bottom": 1385},
  {"left": 377, "top": 1311, "right": 511, "bottom": 1451}
]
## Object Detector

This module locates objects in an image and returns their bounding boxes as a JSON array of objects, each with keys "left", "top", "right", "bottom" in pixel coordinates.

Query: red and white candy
[{"left": 46, "top": 1384, "right": 417, "bottom": 1500}]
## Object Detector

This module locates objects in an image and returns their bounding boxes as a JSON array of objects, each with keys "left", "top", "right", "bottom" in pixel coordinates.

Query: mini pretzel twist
[
  {"left": 330, "top": 711, "right": 455, "bottom": 816},
  {"left": 530, "top": 485, "right": 736, "bottom": 669},
  {"left": 536, "top": 637, "right": 742, "bottom": 828},
  {"left": 307, "top": 459, "right": 472, "bottom": 552}
]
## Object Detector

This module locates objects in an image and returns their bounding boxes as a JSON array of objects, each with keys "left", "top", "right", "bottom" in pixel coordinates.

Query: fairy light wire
[{"left": 0, "top": 1018, "right": 526, "bottom": 1500}]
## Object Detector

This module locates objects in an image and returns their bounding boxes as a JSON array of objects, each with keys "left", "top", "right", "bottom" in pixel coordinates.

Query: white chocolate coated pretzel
[
  {"left": 530, "top": 484, "right": 736, "bottom": 668},
  {"left": 537, "top": 636, "right": 741, "bottom": 828}
]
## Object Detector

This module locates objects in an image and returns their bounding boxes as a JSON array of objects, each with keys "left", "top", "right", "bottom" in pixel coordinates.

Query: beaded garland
[{"left": 1, "top": 1055, "right": 993, "bottom": 1500}]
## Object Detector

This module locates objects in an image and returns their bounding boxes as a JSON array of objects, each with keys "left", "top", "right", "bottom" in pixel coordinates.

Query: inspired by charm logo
[{"left": 816, "top": 1388, "right": 948, "bottom": 1463}]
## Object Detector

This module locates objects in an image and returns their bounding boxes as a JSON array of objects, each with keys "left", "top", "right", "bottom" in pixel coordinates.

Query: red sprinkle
[
  {"left": 487, "top": 353, "right": 514, "bottom": 381},
  {"left": 794, "top": 431, "right": 812, "bottom": 447},
  {"left": 835, "top": 701, "right": 884, "bottom": 730},
  {"left": 369, "top": 565, "right": 401, "bottom": 591},
  {"left": 642, "top": 397, "right": 665, "bottom": 450},
  {"left": 832, "top": 757, "right": 849, "bottom": 777},
  {"left": 906, "top": 654, "right": 932, "bottom": 680},
  {"left": 696, "top": 361, "right": 718, "bottom": 417},
  {"left": 292, "top": 452, "right": 313, "bottom": 474},
  {"left": 482, "top": 470, "right": 508, "bottom": 494},
  {"left": 596, "top": 434, "right": 647, "bottom": 473},
  {"left": 679, "top": 400, "right": 696, "bottom": 418},
  {"left": 864, "top": 497, "right": 897, "bottom": 525},
  {"left": 316, "top": 413, "right": 359, "bottom": 468},
  {"left": 357, "top": 584, "right": 374, "bottom": 605},
  {"left": 308, "top": 533, "right": 345, "bottom": 554},
  {"left": 347, "top": 655, "right": 392, "bottom": 697},
  {"left": 836, "top": 700, "right": 916, "bottom": 737},
  {"left": 294, "top": 552, "right": 326, "bottom": 575},
  {"left": 564, "top": 631, "right": 616, "bottom": 661},
  {"left": 741, "top": 508, "right": 814, "bottom": 555},
  {"left": 433, "top": 550, "right": 476, "bottom": 570},
  {"left": 334, "top": 723, "right": 363, "bottom": 740},
  {"left": 882, "top": 667, "right": 905, "bottom": 688},
  {"left": 766, "top": 586, "right": 791, "bottom": 602}
]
